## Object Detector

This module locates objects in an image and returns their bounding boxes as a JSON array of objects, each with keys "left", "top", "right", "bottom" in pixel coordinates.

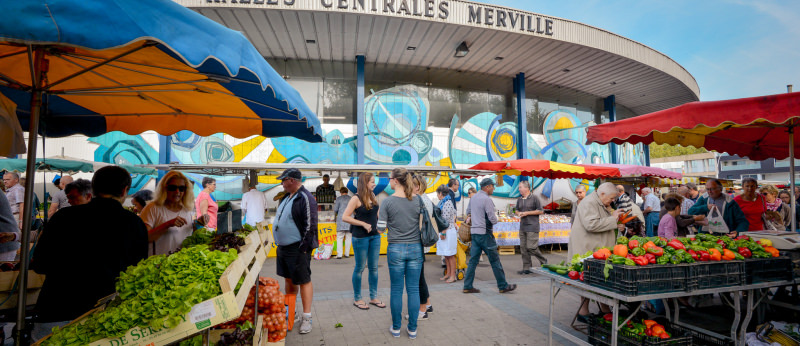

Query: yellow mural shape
[{"left": 232, "top": 136, "right": 267, "bottom": 162}]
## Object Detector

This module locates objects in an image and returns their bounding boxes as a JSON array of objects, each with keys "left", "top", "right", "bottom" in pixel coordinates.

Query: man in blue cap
[
  {"left": 274, "top": 168, "right": 318, "bottom": 335},
  {"left": 462, "top": 178, "right": 516, "bottom": 294}
]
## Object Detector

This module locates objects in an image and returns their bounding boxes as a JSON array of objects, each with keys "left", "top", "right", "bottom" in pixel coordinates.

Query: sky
[{"left": 481, "top": 0, "right": 800, "bottom": 101}]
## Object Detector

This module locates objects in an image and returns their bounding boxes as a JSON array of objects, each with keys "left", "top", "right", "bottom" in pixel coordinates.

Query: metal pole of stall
[{"left": 16, "top": 45, "right": 45, "bottom": 346}]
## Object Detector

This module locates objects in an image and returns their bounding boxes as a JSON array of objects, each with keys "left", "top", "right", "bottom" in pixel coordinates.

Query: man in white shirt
[
  {"left": 641, "top": 187, "right": 661, "bottom": 237},
  {"left": 48, "top": 175, "right": 73, "bottom": 218},
  {"left": 241, "top": 184, "right": 267, "bottom": 227}
]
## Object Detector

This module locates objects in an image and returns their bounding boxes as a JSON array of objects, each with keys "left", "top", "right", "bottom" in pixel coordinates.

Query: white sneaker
[
  {"left": 389, "top": 326, "right": 401, "bottom": 338},
  {"left": 299, "top": 315, "right": 312, "bottom": 334},
  {"left": 407, "top": 327, "right": 417, "bottom": 339}
]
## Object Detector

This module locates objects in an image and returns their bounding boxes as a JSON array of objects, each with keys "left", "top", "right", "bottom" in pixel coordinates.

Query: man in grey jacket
[{"left": 463, "top": 178, "right": 516, "bottom": 294}]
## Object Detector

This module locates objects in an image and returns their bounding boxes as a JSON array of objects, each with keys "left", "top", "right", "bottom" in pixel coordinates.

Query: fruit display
[
  {"left": 217, "top": 277, "right": 288, "bottom": 343},
  {"left": 41, "top": 245, "right": 239, "bottom": 346}
]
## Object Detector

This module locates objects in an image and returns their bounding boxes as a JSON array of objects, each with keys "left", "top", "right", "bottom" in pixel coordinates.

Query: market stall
[
  {"left": 537, "top": 233, "right": 795, "bottom": 346},
  {"left": 1, "top": 0, "right": 327, "bottom": 342}
]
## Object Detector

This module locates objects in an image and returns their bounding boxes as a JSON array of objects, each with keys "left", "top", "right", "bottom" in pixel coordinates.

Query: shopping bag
[
  {"left": 313, "top": 243, "right": 333, "bottom": 260},
  {"left": 458, "top": 220, "right": 472, "bottom": 243},
  {"left": 706, "top": 206, "right": 730, "bottom": 234}
]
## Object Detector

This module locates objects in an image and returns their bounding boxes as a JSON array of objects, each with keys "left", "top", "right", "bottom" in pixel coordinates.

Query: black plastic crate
[
  {"left": 669, "top": 322, "right": 733, "bottom": 346},
  {"left": 584, "top": 259, "right": 689, "bottom": 296},
  {"left": 744, "top": 257, "right": 794, "bottom": 284},
  {"left": 687, "top": 261, "right": 745, "bottom": 291},
  {"left": 587, "top": 315, "right": 693, "bottom": 346}
]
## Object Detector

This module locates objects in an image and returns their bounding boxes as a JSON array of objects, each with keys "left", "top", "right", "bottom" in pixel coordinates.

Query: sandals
[
  {"left": 369, "top": 300, "right": 386, "bottom": 308},
  {"left": 353, "top": 301, "right": 369, "bottom": 310}
]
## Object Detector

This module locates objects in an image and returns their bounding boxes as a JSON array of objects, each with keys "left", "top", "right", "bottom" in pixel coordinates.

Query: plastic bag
[
  {"left": 313, "top": 243, "right": 333, "bottom": 260},
  {"left": 706, "top": 206, "right": 730, "bottom": 234}
]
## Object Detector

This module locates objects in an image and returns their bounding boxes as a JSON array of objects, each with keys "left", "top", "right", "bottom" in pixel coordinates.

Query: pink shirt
[
  {"left": 195, "top": 191, "right": 218, "bottom": 229},
  {"left": 657, "top": 214, "right": 678, "bottom": 239}
]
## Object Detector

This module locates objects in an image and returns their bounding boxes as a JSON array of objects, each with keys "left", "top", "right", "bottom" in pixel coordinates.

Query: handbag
[
  {"left": 418, "top": 197, "right": 440, "bottom": 247},
  {"left": 458, "top": 219, "right": 472, "bottom": 243},
  {"left": 432, "top": 204, "right": 451, "bottom": 231}
]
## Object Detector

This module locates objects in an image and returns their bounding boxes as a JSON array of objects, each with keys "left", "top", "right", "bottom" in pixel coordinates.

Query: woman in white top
[
  {"left": 140, "top": 171, "right": 196, "bottom": 256},
  {"left": 435, "top": 184, "right": 457, "bottom": 282}
]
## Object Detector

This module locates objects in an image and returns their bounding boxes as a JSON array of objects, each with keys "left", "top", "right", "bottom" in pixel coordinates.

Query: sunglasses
[{"left": 166, "top": 185, "right": 187, "bottom": 192}]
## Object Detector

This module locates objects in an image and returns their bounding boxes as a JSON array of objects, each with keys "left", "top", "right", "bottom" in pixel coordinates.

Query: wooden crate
[
  {"left": 209, "top": 315, "right": 285, "bottom": 346},
  {"left": 35, "top": 232, "right": 269, "bottom": 346},
  {"left": 499, "top": 246, "right": 516, "bottom": 255}
]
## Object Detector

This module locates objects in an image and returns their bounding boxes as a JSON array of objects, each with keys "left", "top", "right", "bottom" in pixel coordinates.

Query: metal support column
[
  {"left": 158, "top": 134, "right": 172, "bottom": 182},
  {"left": 643, "top": 143, "right": 651, "bottom": 167},
  {"left": 514, "top": 73, "right": 527, "bottom": 159},
  {"left": 604, "top": 95, "right": 618, "bottom": 164},
  {"left": 356, "top": 55, "right": 365, "bottom": 165}
]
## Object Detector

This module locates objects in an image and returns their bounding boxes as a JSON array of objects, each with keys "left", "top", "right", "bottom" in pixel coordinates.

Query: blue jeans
[
  {"left": 352, "top": 234, "right": 381, "bottom": 301},
  {"left": 463, "top": 233, "right": 509, "bottom": 291},
  {"left": 387, "top": 243, "right": 423, "bottom": 332},
  {"left": 645, "top": 212, "right": 660, "bottom": 237}
]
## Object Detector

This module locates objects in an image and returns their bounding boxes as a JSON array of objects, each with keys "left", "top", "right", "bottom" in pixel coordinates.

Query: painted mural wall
[{"left": 90, "top": 84, "right": 645, "bottom": 199}]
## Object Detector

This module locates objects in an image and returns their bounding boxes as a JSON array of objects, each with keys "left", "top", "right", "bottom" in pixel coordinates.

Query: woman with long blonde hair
[
  {"left": 342, "top": 172, "right": 384, "bottom": 310},
  {"left": 140, "top": 170, "right": 196, "bottom": 255},
  {"left": 377, "top": 168, "right": 422, "bottom": 339}
]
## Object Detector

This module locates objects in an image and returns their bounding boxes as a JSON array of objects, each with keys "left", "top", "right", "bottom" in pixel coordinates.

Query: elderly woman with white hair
[{"left": 568, "top": 182, "right": 625, "bottom": 321}]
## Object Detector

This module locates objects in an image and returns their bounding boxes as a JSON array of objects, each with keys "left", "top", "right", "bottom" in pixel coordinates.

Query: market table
[
  {"left": 533, "top": 268, "right": 794, "bottom": 346},
  {"left": 494, "top": 215, "right": 572, "bottom": 246}
]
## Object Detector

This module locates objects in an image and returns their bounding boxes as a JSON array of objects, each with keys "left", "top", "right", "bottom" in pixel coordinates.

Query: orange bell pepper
[
  {"left": 708, "top": 248, "right": 722, "bottom": 261},
  {"left": 643, "top": 320, "right": 657, "bottom": 329},
  {"left": 613, "top": 244, "right": 629, "bottom": 257},
  {"left": 642, "top": 241, "right": 656, "bottom": 250},
  {"left": 763, "top": 246, "right": 780, "bottom": 258},
  {"left": 722, "top": 248, "right": 736, "bottom": 261},
  {"left": 651, "top": 324, "right": 666, "bottom": 336}
]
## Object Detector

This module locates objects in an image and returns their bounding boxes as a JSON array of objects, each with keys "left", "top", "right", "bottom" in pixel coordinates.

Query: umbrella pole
[
  {"left": 791, "top": 125, "right": 796, "bottom": 233},
  {"left": 16, "top": 46, "right": 44, "bottom": 346}
]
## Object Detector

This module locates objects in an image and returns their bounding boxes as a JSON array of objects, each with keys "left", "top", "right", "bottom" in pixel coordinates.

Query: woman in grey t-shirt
[{"left": 377, "top": 168, "right": 422, "bottom": 339}]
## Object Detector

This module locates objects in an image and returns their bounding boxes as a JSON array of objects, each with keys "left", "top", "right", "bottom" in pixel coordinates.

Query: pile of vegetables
[
  {"left": 542, "top": 251, "right": 593, "bottom": 281},
  {"left": 590, "top": 234, "right": 780, "bottom": 268},
  {"left": 218, "top": 277, "right": 288, "bottom": 343},
  {"left": 217, "top": 321, "right": 255, "bottom": 345},
  {"left": 597, "top": 315, "right": 673, "bottom": 340},
  {"left": 42, "top": 246, "right": 239, "bottom": 346},
  {"left": 181, "top": 228, "right": 216, "bottom": 248}
]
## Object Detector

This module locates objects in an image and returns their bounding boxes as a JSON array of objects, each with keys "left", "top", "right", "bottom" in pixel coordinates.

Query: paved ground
[{"left": 259, "top": 247, "right": 589, "bottom": 346}]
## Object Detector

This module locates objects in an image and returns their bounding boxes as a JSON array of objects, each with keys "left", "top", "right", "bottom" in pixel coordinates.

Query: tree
[{"left": 649, "top": 143, "right": 707, "bottom": 159}]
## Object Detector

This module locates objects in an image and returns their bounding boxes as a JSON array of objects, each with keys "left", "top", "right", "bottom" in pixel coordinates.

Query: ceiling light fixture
[
  {"left": 454, "top": 41, "right": 469, "bottom": 58},
  {"left": 610, "top": 81, "right": 617, "bottom": 85},
  {"left": 562, "top": 68, "right": 571, "bottom": 73},
  {"left": 305, "top": 39, "right": 316, "bottom": 44},
  {"left": 494, "top": 56, "right": 504, "bottom": 60},
  {"left": 407, "top": 46, "right": 416, "bottom": 51}
]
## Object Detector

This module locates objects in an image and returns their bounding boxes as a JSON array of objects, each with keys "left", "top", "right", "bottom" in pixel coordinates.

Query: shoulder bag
[{"left": 418, "top": 197, "right": 440, "bottom": 247}]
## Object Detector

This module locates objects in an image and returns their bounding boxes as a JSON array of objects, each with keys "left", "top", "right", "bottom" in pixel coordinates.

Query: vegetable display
[
  {"left": 217, "top": 277, "right": 288, "bottom": 343},
  {"left": 42, "top": 246, "right": 239, "bottom": 346},
  {"left": 603, "top": 234, "right": 780, "bottom": 267},
  {"left": 598, "top": 315, "right": 673, "bottom": 340}
]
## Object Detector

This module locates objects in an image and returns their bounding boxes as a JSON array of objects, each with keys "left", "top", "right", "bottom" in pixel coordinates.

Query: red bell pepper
[
  {"left": 667, "top": 239, "right": 685, "bottom": 251},
  {"left": 626, "top": 254, "right": 636, "bottom": 260},
  {"left": 698, "top": 250, "right": 710, "bottom": 261},
  {"left": 603, "top": 313, "right": 613, "bottom": 322},
  {"left": 737, "top": 247, "right": 752, "bottom": 258},
  {"left": 579, "top": 272, "right": 584, "bottom": 281},
  {"left": 628, "top": 239, "right": 640, "bottom": 250},
  {"left": 735, "top": 235, "right": 750, "bottom": 241},
  {"left": 716, "top": 239, "right": 726, "bottom": 248},
  {"left": 644, "top": 253, "right": 656, "bottom": 264},
  {"left": 646, "top": 246, "right": 664, "bottom": 257},
  {"left": 634, "top": 256, "right": 649, "bottom": 266},
  {"left": 688, "top": 249, "right": 698, "bottom": 260}
]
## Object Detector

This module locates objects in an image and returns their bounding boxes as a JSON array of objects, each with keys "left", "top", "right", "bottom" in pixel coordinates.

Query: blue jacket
[
  {"left": 688, "top": 194, "right": 749, "bottom": 233},
  {"left": 278, "top": 185, "right": 318, "bottom": 253}
]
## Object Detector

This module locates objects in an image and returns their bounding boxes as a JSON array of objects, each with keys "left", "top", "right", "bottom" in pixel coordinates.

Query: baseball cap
[
  {"left": 479, "top": 178, "right": 495, "bottom": 188},
  {"left": 277, "top": 168, "right": 302, "bottom": 181}
]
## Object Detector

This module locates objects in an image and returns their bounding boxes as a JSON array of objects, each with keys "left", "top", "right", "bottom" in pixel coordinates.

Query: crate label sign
[{"left": 190, "top": 300, "right": 216, "bottom": 324}]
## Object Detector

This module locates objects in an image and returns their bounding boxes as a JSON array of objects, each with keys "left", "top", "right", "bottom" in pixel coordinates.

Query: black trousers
[{"left": 419, "top": 253, "right": 429, "bottom": 304}]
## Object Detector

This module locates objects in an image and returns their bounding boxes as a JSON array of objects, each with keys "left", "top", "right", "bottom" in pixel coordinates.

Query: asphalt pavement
[{"left": 259, "top": 247, "right": 588, "bottom": 346}]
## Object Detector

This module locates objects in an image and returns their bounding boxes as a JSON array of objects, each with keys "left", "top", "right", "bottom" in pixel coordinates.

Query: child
[{"left": 658, "top": 198, "right": 681, "bottom": 239}]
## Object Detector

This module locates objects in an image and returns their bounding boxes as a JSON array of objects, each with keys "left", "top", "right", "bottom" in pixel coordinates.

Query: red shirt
[{"left": 733, "top": 195, "right": 765, "bottom": 231}]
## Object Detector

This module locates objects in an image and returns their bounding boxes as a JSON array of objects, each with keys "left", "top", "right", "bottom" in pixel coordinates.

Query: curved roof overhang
[{"left": 175, "top": 0, "right": 699, "bottom": 115}]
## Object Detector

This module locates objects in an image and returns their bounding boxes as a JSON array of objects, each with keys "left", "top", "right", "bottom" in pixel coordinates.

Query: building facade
[
  {"left": 35, "top": 0, "right": 701, "bottom": 200},
  {"left": 651, "top": 152, "right": 720, "bottom": 179},
  {"left": 719, "top": 155, "right": 799, "bottom": 182}
]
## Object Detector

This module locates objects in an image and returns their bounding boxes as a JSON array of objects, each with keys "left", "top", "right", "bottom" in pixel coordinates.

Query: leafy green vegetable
[
  {"left": 335, "top": 323, "right": 343, "bottom": 328},
  {"left": 43, "top": 246, "right": 238, "bottom": 346},
  {"left": 180, "top": 228, "right": 215, "bottom": 248}
]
